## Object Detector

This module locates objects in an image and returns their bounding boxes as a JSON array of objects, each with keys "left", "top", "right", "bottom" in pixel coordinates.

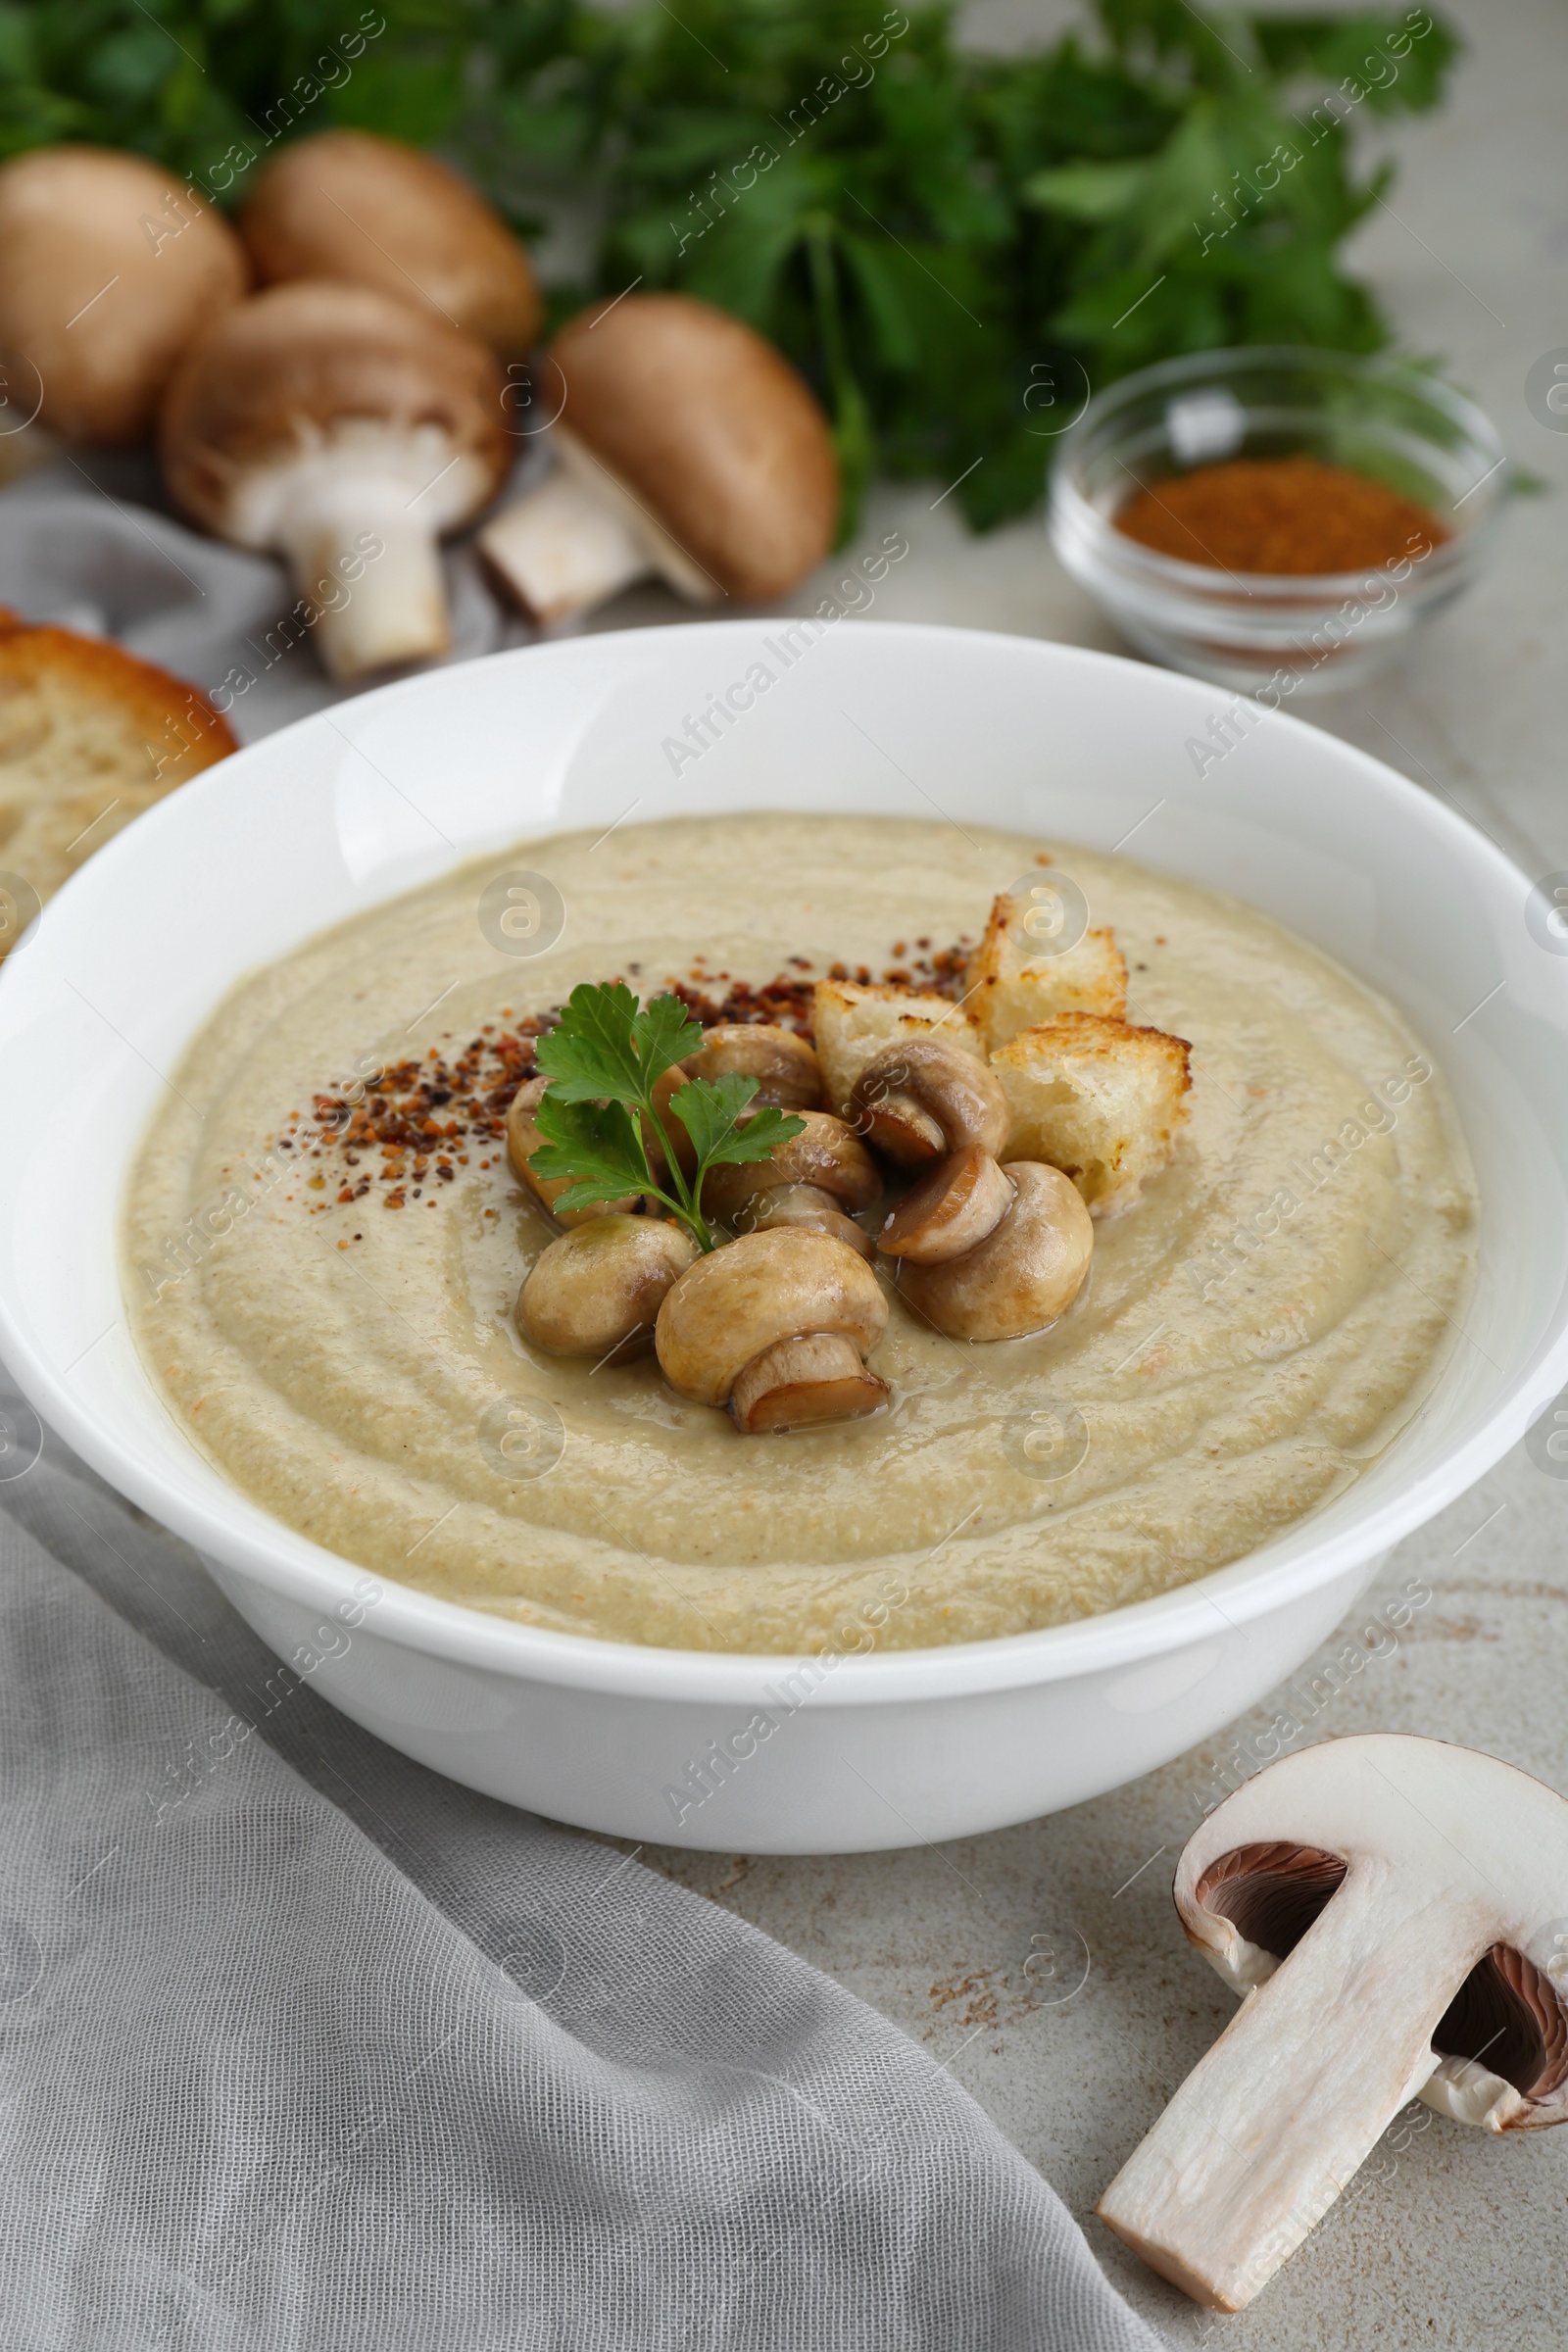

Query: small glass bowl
[{"left": 1048, "top": 346, "right": 1506, "bottom": 697}]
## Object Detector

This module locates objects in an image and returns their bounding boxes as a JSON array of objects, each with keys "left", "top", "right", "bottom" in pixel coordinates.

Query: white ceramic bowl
[{"left": 1, "top": 623, "right": 1563, "bottom": 1854}]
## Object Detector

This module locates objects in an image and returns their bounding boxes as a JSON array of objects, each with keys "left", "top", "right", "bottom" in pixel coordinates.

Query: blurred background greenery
[{"left": 0, "top": 0, "right": 1458, "bottom": 530}]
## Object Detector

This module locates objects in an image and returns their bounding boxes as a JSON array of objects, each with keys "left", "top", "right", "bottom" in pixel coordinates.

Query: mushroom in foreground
[
  {"left": 0, "top": 145, "right": 248, "bottom": 444},
  {"left": 656, "top": 1228, "right": 888, "bottom": 1433},
  {"left": 886, "top": 1156, "right": 1093, "bottom": 1341},
  {"left": 506, "top": 1077, "right": 643, "bottom": 1224},
  {"left": 161, "top": 281, "right": 510, "bottom": 677},
  {"left": 1097, "top": 1735, "right": 1568, "bottom": 2313},
  {"left": 702, "top": 1111, "right": 880, "bottom": 1260},
  {"left": 847, "top": 1034, "right": 1010, "bottom": 1169},
  {"left": 517, "top": 1215, "right": 697, "bottom": 1359},
  {"left": 240, "top": 130, "right": 541, "bottom": 361},
  {"left": 477, "top": 293, "right": 839, "bottom": 625}
]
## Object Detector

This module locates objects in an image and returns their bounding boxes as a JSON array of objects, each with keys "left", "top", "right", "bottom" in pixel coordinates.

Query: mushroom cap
[
  {"left": 683, "top": 1022, "right": 822, "bottom": 1110},
  {"left": 849, "top": 1033, "right": 1011, "bottom": 1167},
  {"left": 548, "top": 293, "right": 838, "bottom": 600},
  {"left": 517, "top": 1214, "right": 698, "bottom": 1357},
  {"left": 240, "top": 130, "right": 541, "bottom": 360},
  {"left": 702, "top": 1110, "right": 881, "bottom": 1222},
  {"left": 736, "top": 1183, "right": 875, "bottom": 1261},
  {"left": 878, "top": 1146, "right": 1014, "bottom": 1263},
  {"left": 160, "top": 280, "right": 510, "bottom": 536},
  {"left": 656, "top": 1227, "right": 888, "bottom": 1408},
  {"left": 0, "top": 145, "right": 248, "bottom": 443},
  {"left": 897, "top": 1159, "right": 1093, "bottom": 1341}
]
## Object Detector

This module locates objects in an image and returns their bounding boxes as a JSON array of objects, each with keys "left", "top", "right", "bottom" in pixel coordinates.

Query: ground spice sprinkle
[{"left": 285, "top": 945, "right": 974, "bottom": 1219}]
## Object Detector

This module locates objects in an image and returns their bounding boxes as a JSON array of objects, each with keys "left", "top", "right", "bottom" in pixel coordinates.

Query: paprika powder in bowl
[{"left": 1049, "top": 346, "right": 1505, "bottom": 697}]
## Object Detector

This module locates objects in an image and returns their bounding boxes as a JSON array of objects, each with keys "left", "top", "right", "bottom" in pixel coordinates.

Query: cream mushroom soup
[{"left": 123, "top": 813, "right": 1476, "bottom": 1654}]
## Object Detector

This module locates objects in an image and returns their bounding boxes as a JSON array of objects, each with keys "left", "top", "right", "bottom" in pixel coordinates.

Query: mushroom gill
[
  {"left": 1197, "top": 1838, "right": 1568, "bottom": 2105},
  {"left": 1432, "top": 1943, "right": 1568, "bottom": 2103},
  {"left": 1195, "top": 1840, "right": 1348, "bottom": 1960}
]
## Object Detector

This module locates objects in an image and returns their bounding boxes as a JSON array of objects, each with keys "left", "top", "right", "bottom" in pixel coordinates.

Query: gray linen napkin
[
  {"left": 0, "top": 473, "right": 1170, "bottom": 2347},
  {"left": 0, "top": 1403, "right": 1170, "bottom": 2350}
]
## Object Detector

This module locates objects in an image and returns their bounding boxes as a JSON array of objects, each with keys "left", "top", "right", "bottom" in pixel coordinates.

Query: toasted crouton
[
  {"left": 993, "top": 1011, "right": 1191, "bottom": 1217},
  {"left": 811, "top": 978, "right": 985, "bottom": 1116},
  {"left": 968, "top": 887, "right": 1127, "bottom": 1049}
]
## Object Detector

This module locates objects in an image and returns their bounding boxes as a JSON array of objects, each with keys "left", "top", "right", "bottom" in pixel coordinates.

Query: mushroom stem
[
  {"left": 477, "top": 464, "right": 653, "bottom": 626},
  {"left": 878, "top": 1147, "right": 1014, "bottom": 1264},
  {"left": 480, "top": 429, "right": 716, "bottom": 625},
  {"left": 1097, "top": 1876, "right": 1471, "bottom": 2312},
  {"left": 730, "top": 1332, "right": 887, "bottom": 1433},
  {"left": 161, "top": 286, "right": 508, "bottom": 683},
  {"left": 860, "top": 1090, "right": 946, "bottom": 1162},
  {"left": 271, "top": 464, "right": 452, "bottom": 676}
]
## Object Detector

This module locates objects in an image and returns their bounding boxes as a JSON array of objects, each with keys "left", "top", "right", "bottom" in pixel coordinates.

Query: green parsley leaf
[
  {"left": 528, "top": 1095, "right": 651, "bottom": 1211},
  {"left": 631, "top": 993, "right": 704, "bottom": 1088},
  {"left": 533, "top": 981, "right": 644, "bottom": 1103},
  {"left": 534, "top": 981, "right": 704, "bottom": 1106},
  {"left": 666, "top": 1075, "right": 805, "bottom": 1173},
  {"left": 525, "top": 984, "right": 809, "bottom": 1249}
]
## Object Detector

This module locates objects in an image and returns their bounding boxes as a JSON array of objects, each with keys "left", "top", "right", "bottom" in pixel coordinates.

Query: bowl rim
[
  {"left": 0, "top": 617, "right": 1559, "bottom": 1708},
  {"left": 1050, "top": 341, "right": 1507, "bottom": 598}
]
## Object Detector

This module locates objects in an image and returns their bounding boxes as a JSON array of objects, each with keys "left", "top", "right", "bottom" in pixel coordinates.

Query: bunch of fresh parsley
[
  {"left": 1, "top": 0, "right": 1458, "bottom": 535},
  {"left": 529, "top": 982, "right": 804, "bottom": 1250},
  {"left": 565, "top": 0, "right": 1459, "bottom": 531}
]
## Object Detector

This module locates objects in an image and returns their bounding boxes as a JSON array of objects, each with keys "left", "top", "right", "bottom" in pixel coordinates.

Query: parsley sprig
[{"left": 528, "top": 982, "right": 805, "bottom": 1251}]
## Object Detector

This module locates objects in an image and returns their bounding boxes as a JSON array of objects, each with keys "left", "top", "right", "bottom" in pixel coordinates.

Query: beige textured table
[{"left": 592, "top": 2, "right": 1568, "bottom": 2338}]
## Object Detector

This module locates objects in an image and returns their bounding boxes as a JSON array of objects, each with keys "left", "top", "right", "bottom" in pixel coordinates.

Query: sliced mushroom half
[{"left": 1098, "top": 1734, "right": 1568, "bottom": 2312}]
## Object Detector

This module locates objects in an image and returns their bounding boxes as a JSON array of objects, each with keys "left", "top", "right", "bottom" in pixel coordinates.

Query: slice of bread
[
  {"left": 967, "top": 887, "right": 1127, "bottom": 1049},
  {"left": 811, "top": 977, "right": 985, "bottom": 1116},
  {"left": 993, "top": 1011, "right": 1191, "bottom": 1217},
  {"left": 0, "top": 610, "right": 235, "bottom": 952}
]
